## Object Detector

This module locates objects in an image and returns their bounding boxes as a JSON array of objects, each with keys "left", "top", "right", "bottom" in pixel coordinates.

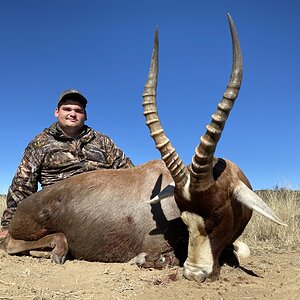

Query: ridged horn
[
  {"left": 190, "top": 14, "right": 243, "bottom": 191},
  {"left": 143, "top": 28, "right": 189, "bottom": 187}
]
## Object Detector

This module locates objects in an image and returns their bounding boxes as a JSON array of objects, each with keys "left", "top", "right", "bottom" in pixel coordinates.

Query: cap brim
[{"left": 58, "top": 93, "right": 87, "bottom": 107}]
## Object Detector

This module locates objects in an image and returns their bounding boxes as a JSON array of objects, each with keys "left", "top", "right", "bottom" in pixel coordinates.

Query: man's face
[{"left": 55, "top": 100, "right": 86, "bottom": 132}]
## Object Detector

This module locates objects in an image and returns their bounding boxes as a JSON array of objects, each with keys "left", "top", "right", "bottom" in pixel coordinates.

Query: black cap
[{"left": 58, "top": 89, "right": 88, "bottom": 108}]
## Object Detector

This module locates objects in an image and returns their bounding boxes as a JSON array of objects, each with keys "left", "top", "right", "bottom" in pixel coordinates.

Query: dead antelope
[{"left": 1, "top": 15, "right": 285, "bottom": 283}]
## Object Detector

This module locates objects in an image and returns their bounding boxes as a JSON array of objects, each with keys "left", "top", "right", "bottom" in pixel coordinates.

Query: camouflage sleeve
[
  {"left": 102, "top": 135, "right": 134, "bottom": 169},
  {"left": 1, "top": 137, "right": 44, "bottom": 228}
]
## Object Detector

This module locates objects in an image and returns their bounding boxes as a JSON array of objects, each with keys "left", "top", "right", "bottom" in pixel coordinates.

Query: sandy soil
[{"left": 0, "top": 245, "right": 299, "bottom": 300}]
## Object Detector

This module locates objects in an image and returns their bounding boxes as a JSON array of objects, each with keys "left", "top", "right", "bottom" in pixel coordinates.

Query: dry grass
[
  {"left": 0, "top": 195, "right": 5, "bottom": 217},
  {"left": 242, "top": 189, "right": 300, "bottom": 251},
  {"left": 0, "top": 190, "right": 299, "bottom": 251}
]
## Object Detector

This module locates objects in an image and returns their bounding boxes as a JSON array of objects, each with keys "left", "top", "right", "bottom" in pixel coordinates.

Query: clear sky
[{"left": 1, "top": 0, "right": 300, "bottom": 193}]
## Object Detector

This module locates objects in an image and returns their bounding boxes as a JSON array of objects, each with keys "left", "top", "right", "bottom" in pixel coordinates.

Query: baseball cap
[{"left": 58, "top": 89, "right": 88, "bottom": 108}]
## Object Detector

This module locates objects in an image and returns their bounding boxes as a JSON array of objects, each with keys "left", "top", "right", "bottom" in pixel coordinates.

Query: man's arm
[
  {"left": 1, "top": 139, "right": 43, "bottom": 229},
  {"left": 103, "top": 135, "right": 134, "bottom": 169}
]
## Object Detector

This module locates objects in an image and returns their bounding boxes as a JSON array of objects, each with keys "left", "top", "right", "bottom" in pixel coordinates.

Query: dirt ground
[{"left": 0, "top": 245, "right": 299, "bottom": 300}]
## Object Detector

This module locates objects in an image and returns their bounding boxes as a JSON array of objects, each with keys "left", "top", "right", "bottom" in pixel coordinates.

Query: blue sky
[{"left": 1, "top": 0, "right": 300, "bottom": 193}]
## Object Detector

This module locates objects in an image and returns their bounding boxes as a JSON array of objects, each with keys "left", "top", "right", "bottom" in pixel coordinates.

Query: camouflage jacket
[{"left": 1, "top": 122, "right": 133, "bottom": 228}]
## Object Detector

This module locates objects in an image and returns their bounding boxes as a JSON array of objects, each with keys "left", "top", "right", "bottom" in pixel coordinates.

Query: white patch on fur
[
  {"left": 181, "top": 211, "right": 213, "bottom": 282},
  {"left": 233, "top": 240, "right": 250, "bottom": 258},
  {"left": 128, "top": 252, "right": 148, "bottom": 267}
]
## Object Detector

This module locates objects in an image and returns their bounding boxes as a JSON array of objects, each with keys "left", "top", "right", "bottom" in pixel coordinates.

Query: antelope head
[{"left": 143, "top": 15, "right": 286, "bottom": 282}]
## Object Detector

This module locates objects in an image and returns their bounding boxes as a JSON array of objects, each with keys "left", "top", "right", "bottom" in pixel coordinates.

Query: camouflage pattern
[{"left": 1, "top": 122, "right": 133, "bottom": 228}]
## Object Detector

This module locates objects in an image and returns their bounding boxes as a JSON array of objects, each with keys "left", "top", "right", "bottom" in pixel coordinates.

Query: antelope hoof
[
  {"left": 183, "top": 259, "right": 220, "bottom": 283},
  {"left": 50, "top": 251, "right": 67, "bottom": 264},
  {"left": 183, "top": 266, "right": 209, "bottom": 283}
]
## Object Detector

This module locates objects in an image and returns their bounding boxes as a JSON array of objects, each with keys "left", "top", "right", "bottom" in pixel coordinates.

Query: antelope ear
[
  {"left": 233, "top": 181, "right": 287, "bottom": 226},
  {"left": 147, "top": 182, "right": 175, "bottom": 204}
]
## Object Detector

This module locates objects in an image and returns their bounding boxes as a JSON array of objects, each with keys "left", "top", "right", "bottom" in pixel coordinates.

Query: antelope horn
[
  {"left": 233, "top": 181, "right": 287, "bottom": 226},
  {"left": 147, "top": 182, "right": 175, "bottom": 204},
  {"left": 190, "top": 14, "right": 243, "bottom": 191},
  {"left": 143, "top": 28, "right": 189, "bottom": 187}
]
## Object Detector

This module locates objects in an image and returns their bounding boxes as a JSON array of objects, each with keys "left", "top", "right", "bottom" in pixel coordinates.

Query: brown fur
[
  {"left": 4, "top": 160, "right": 187, "bottom": 265},
  {"left": 2, "top": 157, "right": 252, "bottom": 278}
]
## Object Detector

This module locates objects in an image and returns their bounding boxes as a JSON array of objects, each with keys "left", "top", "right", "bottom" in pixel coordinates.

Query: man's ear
[{"left": 54, "top": 107, "right": 59, "bottom": 117}]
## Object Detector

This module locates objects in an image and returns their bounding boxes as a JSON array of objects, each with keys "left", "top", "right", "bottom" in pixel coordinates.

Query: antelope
[{"left": 0, "top": 15, "right": 286, "bottom": 283}]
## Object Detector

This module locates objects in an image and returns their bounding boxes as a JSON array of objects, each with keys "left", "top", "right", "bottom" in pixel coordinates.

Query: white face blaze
[{"left": 181, "top": 211, "right": 214, "bottom": 282}]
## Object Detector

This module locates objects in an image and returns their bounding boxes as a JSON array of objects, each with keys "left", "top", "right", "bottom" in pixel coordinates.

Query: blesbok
[{"left": 1, "top": 15, "right": 285, "bottom": 283}]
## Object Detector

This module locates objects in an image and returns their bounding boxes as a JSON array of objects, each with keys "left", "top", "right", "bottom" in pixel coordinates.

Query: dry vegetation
[
  {"left": 0, "top": 195, "right": 5, "bottom": 217},
  {"left": 0, "top": 195, "right": 5, "bottom": 219},
  {"left": 242, "top": 189, "right": 300, "bottom": 252}
]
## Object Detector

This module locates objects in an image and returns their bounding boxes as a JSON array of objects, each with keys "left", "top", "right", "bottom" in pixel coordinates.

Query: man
[{"left": 0, "top": 89, "right": 133, "bottom": 238}]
